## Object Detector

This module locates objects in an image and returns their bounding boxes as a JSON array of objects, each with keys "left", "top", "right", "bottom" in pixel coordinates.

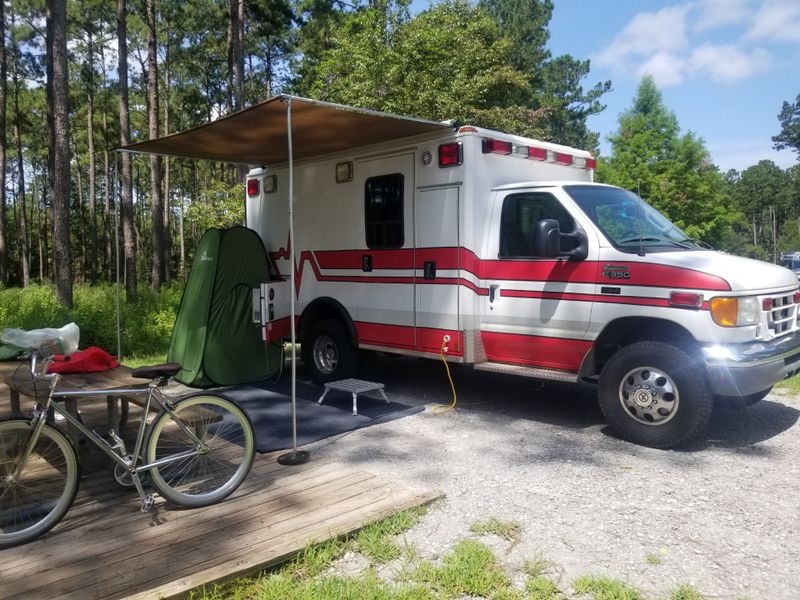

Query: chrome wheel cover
[
  {"left": 619, "top": 366, "right": 680, "bottom": 426},
  {"left": 312, "top": 335, "right": 339, "bottom": 374}
]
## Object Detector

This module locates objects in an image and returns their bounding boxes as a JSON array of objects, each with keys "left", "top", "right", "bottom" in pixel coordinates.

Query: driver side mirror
[{"left": 533, "top": 219, "right": 588, "bottom": 261}]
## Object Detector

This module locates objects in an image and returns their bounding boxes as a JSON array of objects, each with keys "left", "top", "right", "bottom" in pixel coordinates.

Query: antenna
[{"left": 636, "top": 179, "right": 645, "bottom": 257}]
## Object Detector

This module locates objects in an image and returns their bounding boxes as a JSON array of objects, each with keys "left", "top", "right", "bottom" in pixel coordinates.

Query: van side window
[
  {"left": 499, "top": 193, "right": 574, "bottom": 258},
  {"left": 365, "top": 173, "right": 404, "bottom": 249}
]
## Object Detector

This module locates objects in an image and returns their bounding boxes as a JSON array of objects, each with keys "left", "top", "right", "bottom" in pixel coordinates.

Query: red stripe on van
[
  {"left": 355, "top": 322, "right": 463, "bottom": 356},
  {"left": 480, "top": 331, "right": 591, "bottom": 371}
]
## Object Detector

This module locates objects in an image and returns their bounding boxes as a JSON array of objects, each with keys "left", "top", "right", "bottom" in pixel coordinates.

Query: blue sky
[
  {"left": 547, "top": 0, "right": 800, "bottom": 172},
  {"left": 411, "top": 0, "right": 800, "bottom": 171}
]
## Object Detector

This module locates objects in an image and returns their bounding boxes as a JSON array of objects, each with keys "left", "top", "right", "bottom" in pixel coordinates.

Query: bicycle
[{"left": 0, "top": 354, "right": 256, "bottom": 548}]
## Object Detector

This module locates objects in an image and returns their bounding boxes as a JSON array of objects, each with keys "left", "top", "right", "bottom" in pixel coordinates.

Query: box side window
[
  {"left": 365, "top": 173, "right": 404, "bottom": 249},
  {"left": 499, "top": 192, "right": 574, "bottom": 258}
]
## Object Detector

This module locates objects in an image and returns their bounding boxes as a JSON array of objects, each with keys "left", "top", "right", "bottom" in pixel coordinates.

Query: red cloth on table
[{"left": 47, "top": 346, "right": 120, "bottom": 374}]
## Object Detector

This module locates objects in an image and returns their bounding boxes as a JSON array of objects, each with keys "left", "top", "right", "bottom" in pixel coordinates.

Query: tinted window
[
  {"left": 365, "top": 174, "right": 404, "bottom": 249},
  {"left": 499, "top": 193, "right": 574, "bottom": 258}
]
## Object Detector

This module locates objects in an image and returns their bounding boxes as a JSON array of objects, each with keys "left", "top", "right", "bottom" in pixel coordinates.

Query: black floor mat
[{"left": 218, "top": 380, "right": 424, "bottom": 452}]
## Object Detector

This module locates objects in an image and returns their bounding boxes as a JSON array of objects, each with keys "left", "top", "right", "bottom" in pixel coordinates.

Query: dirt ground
[{"left": 304, "top": 355, "right": 800, "bottom": 599}]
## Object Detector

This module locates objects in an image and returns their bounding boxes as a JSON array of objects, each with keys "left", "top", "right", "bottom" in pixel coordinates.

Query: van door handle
[
  {"left": 489, "top": 284, "right": 499, "bottom": 303},
  {"left": 362, "top": 255, "right": 372, "bottom": 272},
  {"left": 423, "top": 261, "right": 436, "bottom": 279}
]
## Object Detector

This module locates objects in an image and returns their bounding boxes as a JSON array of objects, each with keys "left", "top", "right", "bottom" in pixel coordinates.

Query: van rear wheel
[
  {"left": 598, "top": 341, "right": 712, "bottom": 448},
  {"left": 302, "top": 319, "right": 359, "bottom": 384}
]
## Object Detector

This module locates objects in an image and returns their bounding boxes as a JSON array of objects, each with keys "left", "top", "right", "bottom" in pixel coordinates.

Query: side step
[{"left": 473, "top": 362, "right": 578, "bottom": 383}]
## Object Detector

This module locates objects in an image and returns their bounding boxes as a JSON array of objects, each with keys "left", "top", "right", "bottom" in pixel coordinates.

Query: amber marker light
[{"left": 709, "top": 297, "right": 738, "bottom": 327}]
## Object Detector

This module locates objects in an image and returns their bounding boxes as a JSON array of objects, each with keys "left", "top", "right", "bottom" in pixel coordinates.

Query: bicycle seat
[{"left": 131, "top": 363, "right": 182, "bottom": 380}]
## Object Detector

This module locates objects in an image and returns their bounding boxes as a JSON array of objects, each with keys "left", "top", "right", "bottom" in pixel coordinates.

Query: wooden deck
[{"left": 0, "top": 379, "right": 439, "bottom": 600}]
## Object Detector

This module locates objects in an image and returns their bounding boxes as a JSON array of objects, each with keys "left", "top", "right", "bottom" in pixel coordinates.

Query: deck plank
[{"left": 0, "top": 385, "right": 439, "bottom": 600}]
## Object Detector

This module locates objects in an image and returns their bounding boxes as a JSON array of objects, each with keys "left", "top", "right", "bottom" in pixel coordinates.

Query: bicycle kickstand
[{"left": 130, "top": 470, "right": 155, "bottom": 512}]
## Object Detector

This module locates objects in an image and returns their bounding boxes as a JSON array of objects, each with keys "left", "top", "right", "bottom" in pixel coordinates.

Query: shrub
[{"left": 0, "top": 283, "right": 184, "bottom": 358}]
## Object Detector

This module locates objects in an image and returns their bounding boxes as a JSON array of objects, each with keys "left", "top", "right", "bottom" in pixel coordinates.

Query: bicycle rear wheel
[
  {"left": 0, "top": 419, "right": 80, "bottom": 548},
  {"left": 146, "top": 395, "right": 255, "bottom": 508}
]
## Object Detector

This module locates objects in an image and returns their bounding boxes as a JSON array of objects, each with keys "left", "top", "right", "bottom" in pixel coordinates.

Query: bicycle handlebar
[{"left": 30, "top": 351, "right": 69, "bottom": 380}]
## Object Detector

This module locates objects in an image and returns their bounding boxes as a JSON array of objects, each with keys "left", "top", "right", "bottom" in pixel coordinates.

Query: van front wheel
[
  {"left": 302, "top": 319, "right": 359, "bottom": 384},
  {"left": 598, "top": 341, "right": 712, "bottom": 448}
]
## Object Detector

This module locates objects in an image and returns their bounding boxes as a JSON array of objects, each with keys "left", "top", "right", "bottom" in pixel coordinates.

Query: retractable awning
[{"left": 119, "top": 94, "right": 450, "bottom": 165}]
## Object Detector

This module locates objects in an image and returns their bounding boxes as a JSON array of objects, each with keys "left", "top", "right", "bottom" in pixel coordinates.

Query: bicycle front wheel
[
  {"left": 0, "top": 419, "right": 80, "bottom": 548},
  {"left": 146, "top": 395, "right": 255, "bottom": 508}
]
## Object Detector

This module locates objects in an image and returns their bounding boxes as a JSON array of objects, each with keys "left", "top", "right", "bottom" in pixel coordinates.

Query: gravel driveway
[{"left": 301, "top": 355, "right": 800, "bottom": 599}]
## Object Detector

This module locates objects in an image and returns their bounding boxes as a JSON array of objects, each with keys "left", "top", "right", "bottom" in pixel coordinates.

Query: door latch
[{"left": 423, "top": 261, "right": 436, "bottom": 280}]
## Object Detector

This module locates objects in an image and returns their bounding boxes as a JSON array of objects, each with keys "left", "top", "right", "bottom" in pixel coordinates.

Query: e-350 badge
[{"left": 602, "top": 264, "right": 631, "bottom": 279}]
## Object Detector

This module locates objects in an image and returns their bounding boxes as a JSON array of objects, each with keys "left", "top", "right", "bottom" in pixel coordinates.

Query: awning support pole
[{"left": 279, "top": 95, "right": 310, "bottom": 466}]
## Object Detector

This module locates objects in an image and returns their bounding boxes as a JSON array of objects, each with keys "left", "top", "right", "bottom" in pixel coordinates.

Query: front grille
[{"left": 764, "top": 292, "right": 798, "bottom": 338}]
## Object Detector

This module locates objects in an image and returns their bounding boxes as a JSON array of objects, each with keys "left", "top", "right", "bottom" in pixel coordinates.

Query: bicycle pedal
[{"left": 140, "top": 494, "right": 156, "bottom": 513}]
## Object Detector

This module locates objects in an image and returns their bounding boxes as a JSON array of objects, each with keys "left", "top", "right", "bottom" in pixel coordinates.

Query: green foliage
[
  {"left": 597, "top": 76, "right": 736, "bottom": 248},
  {"left": 572, "top": 575, "right": 643, "bottom": 600},
  {"left": 0, "top": 283, "right": 182, "bottom": 358},
  {"left": 413, "top": 539, "right": 510, "bottom": 598},
  {"left": 773, "top": 93, "right": 800, "bottom": 158},
  {"left": 185, "top": 181, "right": 246, "bottom": 232}
]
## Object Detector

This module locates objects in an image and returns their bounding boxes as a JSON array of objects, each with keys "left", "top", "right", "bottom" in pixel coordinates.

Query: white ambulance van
[{"left": 246, "top": 124, "right": 800, "bottom": 448}]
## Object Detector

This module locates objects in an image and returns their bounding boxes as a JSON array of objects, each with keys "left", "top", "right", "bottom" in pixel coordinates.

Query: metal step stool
[{"left": 317, "top": 378, "right": 389, "bottom": 415}]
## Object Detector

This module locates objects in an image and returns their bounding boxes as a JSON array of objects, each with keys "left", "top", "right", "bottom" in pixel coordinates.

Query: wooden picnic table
[{"left": 0, "top": 360, "right": 150, "bottom": 443}]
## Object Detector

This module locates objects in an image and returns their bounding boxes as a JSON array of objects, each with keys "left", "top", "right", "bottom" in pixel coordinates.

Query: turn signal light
[{"left": 710, "top": 297, "right": 738, "bottom": 326}]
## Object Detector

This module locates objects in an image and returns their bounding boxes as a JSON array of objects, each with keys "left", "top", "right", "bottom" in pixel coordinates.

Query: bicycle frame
[{"left": 13, "top": 356, "right": 209, "bottom": 511}]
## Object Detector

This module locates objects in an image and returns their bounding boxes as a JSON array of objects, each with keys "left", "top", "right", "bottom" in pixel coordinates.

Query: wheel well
[
  {"left": 298, "top": 298, "right": 358, "bottom": 347},
  {"left": 584, "top": 318, "right": 697, "bottom": 378}
]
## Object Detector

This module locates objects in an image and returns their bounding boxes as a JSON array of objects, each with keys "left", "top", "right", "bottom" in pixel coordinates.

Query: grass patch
[
  {"left": 121, "top": 354, "right": 168, "bottom": 369},
  {"left": 289, "top": 537, "right": 349, "bottom": 578},
  {"left": 572, "top": 575, "right": 643, "bottom": 600},
  {"left": 776, "top": 376, "right": 800, "bottom": 395},
  {"left": 523, "top": 553, "right": 555, "bottom": 578},
  {"left": 354, "top": 507, "right": 427, "bottom": 564},
  {"left": 527, "top": 575, "right": 562, "bottom": 600},
  {"left": 670, "top": 584, "right": 706, "bottom": 600},
  {"left": 645, "top": 553, "right": 662, "bottom": 566},
  {"left": 413, "top": 539, "right": 510, "bottom": 598},
  {"left": 469, "top": 517, "right": 523, "bottom": 542}
]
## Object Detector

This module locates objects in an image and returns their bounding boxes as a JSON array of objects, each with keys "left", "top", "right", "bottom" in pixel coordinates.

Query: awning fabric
[{"left": 119, "top": 95, "right": 450, "bottom": 166}]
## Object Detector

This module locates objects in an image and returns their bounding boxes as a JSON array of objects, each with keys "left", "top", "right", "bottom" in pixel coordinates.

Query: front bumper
[{"left": 702, "top": 331, "right": 800, "bottom": 397}]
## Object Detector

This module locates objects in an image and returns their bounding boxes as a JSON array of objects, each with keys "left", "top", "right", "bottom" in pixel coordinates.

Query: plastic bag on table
[{"left": 1, "top": 322, "right": 80, "bottom": 355}]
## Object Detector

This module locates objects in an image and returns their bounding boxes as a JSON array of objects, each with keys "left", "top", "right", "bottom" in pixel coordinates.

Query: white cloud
[
  {"left": 747, "top": 0, "right": 800, "bottom": 42},
  {"left": 688, "top": 44, "right": 772, "bottom": 83},
  {"left": 636, "top": 52, "right": 687, "bottom": 87},
  {"left": 693, "top": 0, "right": 752, "bottom": 32},
  {"left": 595, "top": 5, "right": 690, "bottom": 67},
  {"left": 709, "top": 139, "right": 798, "bottom": 171}
]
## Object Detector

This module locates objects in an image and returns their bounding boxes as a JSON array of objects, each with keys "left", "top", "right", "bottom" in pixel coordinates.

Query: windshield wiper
[
  {"left": 618, "top": 236, "right": 693, "bottom": 249},
  {"left": 678, "top": 237, "right": 713, "bottom": 250}
]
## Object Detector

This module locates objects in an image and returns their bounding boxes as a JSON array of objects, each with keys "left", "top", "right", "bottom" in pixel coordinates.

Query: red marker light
[
  {"left": 585, "top": 157, "right": 597, "bottom": 169},
  {"left": 482, "top": 139, "right": 513, "bottom": 155},
  {"left": 528, "top": 147, "right": 547, "bottom": 161},
  {"left": 438, "top": 142, "right": 463, "bottom": 167},
  {"left": 555, "top": 152, "right": 573, "bottom": 165},
  {"left": 669, "top": 291, "right": 703, "bottom": 309}
]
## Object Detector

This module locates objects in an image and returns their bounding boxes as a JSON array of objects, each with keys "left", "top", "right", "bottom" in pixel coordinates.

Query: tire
[
  {"left": 715, "top": 387, "right": 771, "bottom": 409},
  {"left": 146, "top": 395, "right": 255, "bottom": 508},
  {"left": 598, "top": 341, "right": 713, "bottom": 448},
  {"left": 302, "top": 319, "right": 359, "bottom": 384},
  {"left": 0, "top": 419, "right": 80, "bottom": 548}
]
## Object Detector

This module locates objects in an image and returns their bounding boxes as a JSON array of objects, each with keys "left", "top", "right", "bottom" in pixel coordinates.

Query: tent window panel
[{"left": 365, "top": 173, "right": 404, "bottom": 249}]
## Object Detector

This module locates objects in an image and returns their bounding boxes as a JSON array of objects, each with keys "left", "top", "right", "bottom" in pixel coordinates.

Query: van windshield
[{"left": 564, "top": 185, "right": 701, "bottom": 253}]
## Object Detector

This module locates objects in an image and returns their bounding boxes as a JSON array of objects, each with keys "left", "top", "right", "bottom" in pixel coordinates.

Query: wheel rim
[
  {"left": 147, "top": 396, "right": 254, "bottom": 506},
  {"left": 0, "top": 422, "right": 78, "bottom": 545},
  {"left": 312, "top": 334, "right": 339, "bottom": 374},
  {"left": 618, "top": 366, "right": 680, "bottom": 426}
]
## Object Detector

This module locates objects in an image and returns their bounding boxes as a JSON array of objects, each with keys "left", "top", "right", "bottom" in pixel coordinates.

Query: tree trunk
[
  {"left": 118, "top": 0, "right": 136, "bottom": 302},
  {"left": 11, "top": 15, "right": 29, "bottom": 287},
  {"left": 47, "top": 0, "right": 72, "bottom": 307},
  {"left": 146, "top": 0, "right": 165, "bottom": 290},
  {"left": 163, "top": 35, "right": 171, "bottom": 283},
  {"left": 100, "top": 42, "right": 113, "bottom": 282},
  {"left": 86, "top": 28, "right": 98, "bottom": 284},
  {"left": 0, "top": 0, "right": 6, "bottom": 286}
]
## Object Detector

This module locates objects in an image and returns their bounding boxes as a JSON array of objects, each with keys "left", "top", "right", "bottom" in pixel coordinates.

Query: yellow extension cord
[{"left": 433, "top": 338, "right": 458, "bottom": 414}]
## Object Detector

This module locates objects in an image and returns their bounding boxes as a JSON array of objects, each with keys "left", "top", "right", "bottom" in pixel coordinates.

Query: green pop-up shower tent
[{"left": 168, "top": 226, "right": 281, "bottom": 387}]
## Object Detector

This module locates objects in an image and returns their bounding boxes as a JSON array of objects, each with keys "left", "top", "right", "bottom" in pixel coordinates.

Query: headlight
[{"left": 709, "top": 296, "right": 760, "bottom": 327}]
